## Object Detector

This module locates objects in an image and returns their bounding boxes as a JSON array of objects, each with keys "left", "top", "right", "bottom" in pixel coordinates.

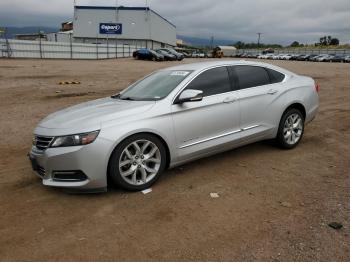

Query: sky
[{"left": 1, "top": 0, "right": 350, "bottom": 45}]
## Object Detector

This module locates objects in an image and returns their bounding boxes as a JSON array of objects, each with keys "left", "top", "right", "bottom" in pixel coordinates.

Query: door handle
[
  {"left": 223, "top": 97, "right": 237, "bottom": 103},
  {"left": 267, "top": 89, "right": 278, "bottom": 95}
]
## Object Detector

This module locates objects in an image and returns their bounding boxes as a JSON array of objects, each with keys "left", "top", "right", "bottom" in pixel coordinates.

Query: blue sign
[{"left": 99, "top": 23, "right": 122, "bottom": 34}]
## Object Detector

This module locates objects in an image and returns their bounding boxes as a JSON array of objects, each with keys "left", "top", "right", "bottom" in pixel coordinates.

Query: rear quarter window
[
  {"left": 266, "top": 68, "right": 285, "bottom": 83},
  {"left": 234, "top": 66, "right": 270, "bottom": 89}
]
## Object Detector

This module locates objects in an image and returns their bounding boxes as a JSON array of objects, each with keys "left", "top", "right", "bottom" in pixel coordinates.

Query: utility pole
[{"left": 257, "top": 32, "right": 262, "bottom": 49}]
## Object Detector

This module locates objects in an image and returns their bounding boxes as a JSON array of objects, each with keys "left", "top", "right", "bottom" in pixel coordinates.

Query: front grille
[
  {"left": 37, "top": 165, "right": 46, "bottom": 177},
  {"left": 34, "top": 135, "right": 54, "bottom": 151}
]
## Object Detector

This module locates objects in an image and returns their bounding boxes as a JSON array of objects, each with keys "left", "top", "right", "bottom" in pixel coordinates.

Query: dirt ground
[{"left": 0, "top": 58, "right": 349, "bottom": 262}]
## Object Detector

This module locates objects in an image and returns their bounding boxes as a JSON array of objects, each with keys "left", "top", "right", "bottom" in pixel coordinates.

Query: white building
[
  {"left": 215, "top": 46, "right": 237, "bottom": 57},
  {"left": 72, "top": 5, "right": 177, "bottom": 49}
]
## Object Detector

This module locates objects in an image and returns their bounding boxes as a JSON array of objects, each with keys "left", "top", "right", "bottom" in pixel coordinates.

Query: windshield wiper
[
  {"left": 111, "top": 93, "right": 136, "bottom": 101},
  {"left": 119, "top": 96, "right": 135, "bottom": 101},
  {"left": 111, "top": 94, "right": 120, "bottom": 99}
]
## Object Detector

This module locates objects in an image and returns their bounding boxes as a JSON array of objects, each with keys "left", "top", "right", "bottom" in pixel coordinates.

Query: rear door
[
  {"left": 171, "top": 66, "right": 241, "bottom": 161},
  {"left": 230, "top": 65, "right": 286, "bottom": 140}
]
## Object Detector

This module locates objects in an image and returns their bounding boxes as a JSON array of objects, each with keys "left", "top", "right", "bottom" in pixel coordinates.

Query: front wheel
[
  {"left": 109, "top": 134, "right": 167, "bottom": 191},
  {"left": 276, "top": 108, "right": 305, "bottom": 149}
]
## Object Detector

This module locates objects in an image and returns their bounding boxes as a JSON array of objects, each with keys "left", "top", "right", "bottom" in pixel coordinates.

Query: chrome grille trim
[{"left": 34, "top": 135, "right": 54, "bottom": 151}]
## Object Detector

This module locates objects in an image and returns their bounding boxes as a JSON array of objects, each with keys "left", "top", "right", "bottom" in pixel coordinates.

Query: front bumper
[{"left": 28, "top": 137, "right": 113, "bottom": 191}]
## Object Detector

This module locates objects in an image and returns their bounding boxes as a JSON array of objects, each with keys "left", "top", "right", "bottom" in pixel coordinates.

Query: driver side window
[{"left": 185, "top": 67, "right": 231, "bottom": 97}]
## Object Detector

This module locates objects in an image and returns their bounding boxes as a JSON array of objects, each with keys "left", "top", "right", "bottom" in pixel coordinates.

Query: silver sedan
[{"left": 29, "top": 61, "right": 319, "bottom": 192}]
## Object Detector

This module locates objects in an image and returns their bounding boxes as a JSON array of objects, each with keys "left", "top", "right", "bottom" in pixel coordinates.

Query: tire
[
  {"left": 152, "top": 57, "right": 156, "bottom": 61},
  {"left": 108, "top": 134, "right": 167, "bottom": 191},
  {"left": 135, "top": 55, "right": 139, "bottom": 60},
  {"left": 276, "top": 108, "right": 305, "bottom": 149}
]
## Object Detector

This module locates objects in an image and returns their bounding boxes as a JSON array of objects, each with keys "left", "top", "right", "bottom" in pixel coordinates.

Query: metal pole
[
  {"left": 257, "top": 32, "right": 262, "bottom": 49},
  {"left": 69, "top": 33, "right": 73, "bottom": 59},
  {"left": 129, "top": 45, "right": 131, "bottom": 57},
  {"left": 39, "top": 29, "right": 42, "bottom": 59},
  {"left": 107, "top": 36, "right": 109, "bottom": 59},
  {"left": 123, "top": 44, "right": 125, "bottom": 58},
  {"left": 96, "top": 36, "right": 98, "bottom": 59},
  {"left": 115, "top": 38, "right": 118, "bottom": 59}
]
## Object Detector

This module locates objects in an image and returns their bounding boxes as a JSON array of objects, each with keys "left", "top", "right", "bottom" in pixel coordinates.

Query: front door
[{"left": 171, "top": 66, "right": 241, "bottom": 162}]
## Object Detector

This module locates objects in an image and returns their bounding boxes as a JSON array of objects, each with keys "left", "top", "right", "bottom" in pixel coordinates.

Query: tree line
[{"left": 232, "top": 36, "right": 340, "bottom": 49}]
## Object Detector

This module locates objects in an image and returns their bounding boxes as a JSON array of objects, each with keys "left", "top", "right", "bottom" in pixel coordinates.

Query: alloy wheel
[
  {"left": 283, "top": 113, "right": 303, "bottom": 145},
  {"left": 119, "top": 139, "right": 161, "bottom": 186}
]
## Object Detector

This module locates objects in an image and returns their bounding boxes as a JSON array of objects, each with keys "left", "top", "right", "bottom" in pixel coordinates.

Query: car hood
[{"left": 37, "top": 97, "right": 155, "bottom": 131}]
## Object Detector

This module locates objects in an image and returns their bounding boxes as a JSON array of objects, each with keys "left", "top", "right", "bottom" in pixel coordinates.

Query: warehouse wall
[
  {"left": 73, "top": 7, "right": 176, "bottom": 46},
  {"left": 0, "top": 39, "right": 140, "bottom": 59}
]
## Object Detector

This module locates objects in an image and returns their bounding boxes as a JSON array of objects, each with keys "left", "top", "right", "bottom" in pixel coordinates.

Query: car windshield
[
  {"left": 119, "top": 70, "right": 193, "bottom": 101},
  {"left": 166, "top": 49, "right": 178, "bottom": 55}
]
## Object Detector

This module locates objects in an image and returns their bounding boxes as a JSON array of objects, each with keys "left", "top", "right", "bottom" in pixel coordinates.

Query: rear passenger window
[
  {"left": 234, "top": 66, "right": 270, "bottom": 89},
  {"left": 185, "top": 67, "right": 231, "bottom": 97},
  {"left": 266, "top": 68, "right": 285, "bottom": 83}
]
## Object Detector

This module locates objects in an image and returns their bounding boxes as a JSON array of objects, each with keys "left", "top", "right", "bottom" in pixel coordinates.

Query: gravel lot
[{"left": 0, "top": 58, "right": 349, "bottom": 261}]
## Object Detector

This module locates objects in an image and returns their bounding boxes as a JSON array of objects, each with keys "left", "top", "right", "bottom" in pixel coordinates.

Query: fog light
[{"left": 52, "top": 170, "right": 87, "bottom": 182}]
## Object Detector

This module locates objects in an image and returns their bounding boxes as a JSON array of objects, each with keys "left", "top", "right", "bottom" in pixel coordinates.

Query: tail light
[{"left": 315, "top": 82, "right": 320, "bottom": 93}]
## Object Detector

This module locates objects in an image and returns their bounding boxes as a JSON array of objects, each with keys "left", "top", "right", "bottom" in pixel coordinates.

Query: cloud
[{"left": 1, "top": 0, "right": 349, "bottom": 44}]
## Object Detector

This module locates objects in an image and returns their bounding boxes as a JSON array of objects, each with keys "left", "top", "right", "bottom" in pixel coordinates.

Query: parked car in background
[
  {"left": 270, "top": 54, "right": 279, "bottom": 60},
  {"left": 282, "top": 54, "right": 293, "bottom": 60},
  {"left": 133, "top": 49, "right": 164, "bottom": 61},
  {"left": 344, "top": 55, "right": 350, "bottom": 63},
  {"left": 180, "top": 51, "right": 191, "bottom": 58},
  {"left": 156, "top": 49, "right": 176, "bottom": 61},
  {"left": 325, "top": 55, "right": 343, "bottom": 63},
  {"left": 206, "top": 52, "right": 213, "bottom": 58},
  {"left": 29, "top": 60, "right": 319, "bottom": 192},
  {"left": 306, "top": 54, "right": 317, "bottom": 61},
  {"left": 192, "top": 51, "right": 206, "bottom": 58},
  {"left": 290, "top": 54, "right": 303, "bottom": 60},
  {"left": 159, "top": 48, "right": 184, "bottom": 61},
  {"left": 296, "top": 54, "right": 310, "bottom": 61},
  {"left": 265, "top": 53, "right": 275, "bottom": 59},
  {"left": 316, "top": 54, "right": 332, "bottom": 62},
  {"left": 309, "top": 55, "right": 323, "bottom": 62}
]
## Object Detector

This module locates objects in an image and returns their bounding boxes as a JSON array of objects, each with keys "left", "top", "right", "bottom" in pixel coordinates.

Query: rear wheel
[
  {"left": 109, "top": 134, "right": 167, "bottom": 191},
  {"left": 276, "top": 108, "right": 304, "bottom": 149}
]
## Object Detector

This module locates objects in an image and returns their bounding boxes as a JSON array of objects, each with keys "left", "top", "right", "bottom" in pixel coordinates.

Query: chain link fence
[{"left": 0, "top": 38, "right": 144, "bottom": 59}]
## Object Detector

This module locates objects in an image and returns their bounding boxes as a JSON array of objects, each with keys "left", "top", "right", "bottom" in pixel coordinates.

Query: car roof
[{"left": 162, "top": 60, "right": 295, "bottom": 75}]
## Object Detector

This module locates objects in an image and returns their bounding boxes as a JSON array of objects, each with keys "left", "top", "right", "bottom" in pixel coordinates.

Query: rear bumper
[
  {"left": 28, "top": 137, "right": 113, "bottom": 191},
  {"left": 306, "top": 103, "right": 319, "bottom": 124}
]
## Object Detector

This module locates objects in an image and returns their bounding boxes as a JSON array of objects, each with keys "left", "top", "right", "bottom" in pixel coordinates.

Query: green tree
[
  {"left": 290, "top": 41, "right": 300, "bottom": 47},
  {"left": 330, "top": 38, "right": 339, "bottom": 45}
]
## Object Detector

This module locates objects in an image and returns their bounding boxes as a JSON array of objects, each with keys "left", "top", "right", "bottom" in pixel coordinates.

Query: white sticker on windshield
[{"left": 171, "top": 71, "right": 190, "bottom": 76}]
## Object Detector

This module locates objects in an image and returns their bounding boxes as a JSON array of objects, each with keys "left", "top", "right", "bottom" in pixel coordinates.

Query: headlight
[{"left": 50, "top": 130, "right": 100, "bottom": 148}]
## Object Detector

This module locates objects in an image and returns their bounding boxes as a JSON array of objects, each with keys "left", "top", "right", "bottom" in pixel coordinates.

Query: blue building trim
[{"left": 75, "top": 6, "right": 176, "bottom": 28}]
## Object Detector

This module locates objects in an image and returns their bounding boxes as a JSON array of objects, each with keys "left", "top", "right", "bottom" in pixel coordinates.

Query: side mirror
[{"left": 175, "top": 89, "right": 203, "bottom": 104}]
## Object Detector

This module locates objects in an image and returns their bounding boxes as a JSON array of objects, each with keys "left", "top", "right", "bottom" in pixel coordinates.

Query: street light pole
[{"left": 257, "top": 32, "right": 262, "bottom": 49}]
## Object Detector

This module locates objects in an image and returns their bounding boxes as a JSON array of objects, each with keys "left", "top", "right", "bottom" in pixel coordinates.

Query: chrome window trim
[{"left": 171, "top": 64, "right": 235, "bottom": 104}]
